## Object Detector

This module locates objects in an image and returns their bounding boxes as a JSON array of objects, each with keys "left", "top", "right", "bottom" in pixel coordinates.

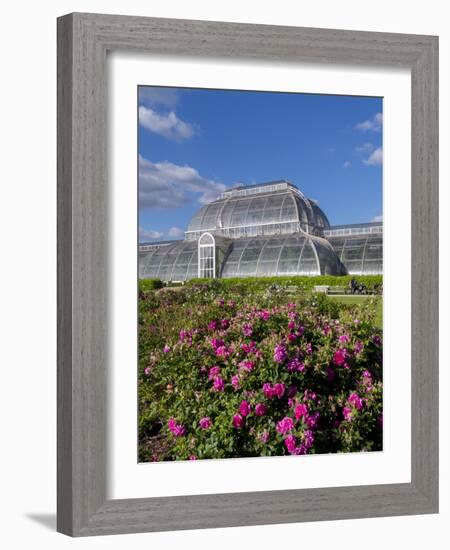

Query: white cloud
[
  {"left": 355, "top": 112, "right": 383, "bottom": 132},
  {"left": 168, "top": 226, "right": 184, "bottom": 238},
  {"left": 139, "top": 106, "right": 195, "bottom": 141},
  {"left": 139, "top": 226, "right": 164, "bottom": 242},
  {"left": 363, "top": 147, "right": 383, "bottom": 166},
  {"left": 343, "top": 160, "right": 352, "bottom": 168},
  {"left": 139, "top": 155, "right": 227, "bottom": 209},
  {"left": 139, "top": 87, "right": 178, "bottom": 108},
  {"left": 371, "top": 215, "right": 383, "bottom": 223},
  {"left": 355, "top": 143, "right": 374, "bottom": 154}
]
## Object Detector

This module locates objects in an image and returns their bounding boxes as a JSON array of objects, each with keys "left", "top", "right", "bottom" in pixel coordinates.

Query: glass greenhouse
[
  {"left": 139, "top": 180, "right": 382, "bottom": 281},
  {"left": 185, "top": 181, "right": 329, "bottom": 240},
  {"left": 326, "top": 234, "right": 383, "bottom": 275}
]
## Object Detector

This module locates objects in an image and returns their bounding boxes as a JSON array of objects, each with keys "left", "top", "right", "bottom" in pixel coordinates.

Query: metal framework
[
  {"left": 139, "top": 179, "right": 381, "bottom": 280},
  {"left": 185, "top": 180, "right": 330, "bottom": 240},
  {"left": 327, "top": 234, "right": 383, "bottom": 275}
]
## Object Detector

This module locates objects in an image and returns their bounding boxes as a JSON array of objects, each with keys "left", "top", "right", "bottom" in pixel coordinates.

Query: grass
[{"left": 328, "top": 295, "right": 383, "bottom": 329}]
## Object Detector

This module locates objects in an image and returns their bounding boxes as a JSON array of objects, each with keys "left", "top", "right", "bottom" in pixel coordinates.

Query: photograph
[{"left": 137, "top": 85, "right": 383, "bottom": 462}]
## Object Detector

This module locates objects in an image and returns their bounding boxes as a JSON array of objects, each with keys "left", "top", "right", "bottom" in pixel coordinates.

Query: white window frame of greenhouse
[
  {"left": 198, "top": 232, "right": 216, "bottom": 278},
  {"left": 323, "top": 225, "right": 383, "bottom": 238}
]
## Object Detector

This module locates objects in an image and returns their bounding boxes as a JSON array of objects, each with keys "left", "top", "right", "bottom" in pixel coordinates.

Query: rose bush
[{"left": 138, "top": 283, "right": 382, "bottom": 461}]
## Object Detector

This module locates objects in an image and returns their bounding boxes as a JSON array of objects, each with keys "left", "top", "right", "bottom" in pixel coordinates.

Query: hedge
[
  {"left": 186, "top": 275, "right": 382, "bottom": 292},
  {"left": 139, "top": 278, "right": 164, "bottom": 291},
  {"left": 139, "top": 275, "right": 383, "bottom": 293}
]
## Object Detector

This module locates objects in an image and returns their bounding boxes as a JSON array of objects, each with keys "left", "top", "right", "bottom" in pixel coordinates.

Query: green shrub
[
  {"left": 139, "top": 278, "right": 163, "bottom": 291},
  {"left": 139, "top": 284, "right": 382, "bottom": 461}
]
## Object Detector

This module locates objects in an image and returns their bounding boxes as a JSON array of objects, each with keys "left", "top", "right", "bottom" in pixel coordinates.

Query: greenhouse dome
[
  {"left": 185, "top": 180, "right": 330, "bottom": 241},
  {"left": 139, "top": 180, "right": 382, "bottom": 281}
]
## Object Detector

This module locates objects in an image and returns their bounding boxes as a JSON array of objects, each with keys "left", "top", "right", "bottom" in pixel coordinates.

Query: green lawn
[{"left": 328, "top": 295, "right": 383, "bottom": 329}]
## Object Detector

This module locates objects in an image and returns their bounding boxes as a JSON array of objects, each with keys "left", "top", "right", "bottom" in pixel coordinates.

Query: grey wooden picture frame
[{"left": 57, "top": 12, "right": 438, "bottom": 537}]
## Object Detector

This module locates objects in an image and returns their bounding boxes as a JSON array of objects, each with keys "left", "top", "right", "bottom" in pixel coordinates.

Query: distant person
[{"left": 349, "top": 277, "right": 357, "bottom": 294}]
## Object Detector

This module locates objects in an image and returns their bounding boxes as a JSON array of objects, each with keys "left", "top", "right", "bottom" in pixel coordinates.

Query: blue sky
[{"left": 138, "top": 86, "right": 382, "bottom": 242}]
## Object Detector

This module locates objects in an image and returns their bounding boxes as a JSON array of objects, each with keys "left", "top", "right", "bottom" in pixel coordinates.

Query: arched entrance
[{"left": 198, "top": 232, "right": 216, "bottom": 278}]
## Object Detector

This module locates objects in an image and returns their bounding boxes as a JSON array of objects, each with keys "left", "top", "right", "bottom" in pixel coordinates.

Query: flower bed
[{"left": 139, "top": 283, "right": 382, "bottom": 461}]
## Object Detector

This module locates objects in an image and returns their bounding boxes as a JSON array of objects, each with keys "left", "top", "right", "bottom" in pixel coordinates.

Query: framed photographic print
[
  {"left": 136, "top": 86, "right": 384, "bottom": 464},
  {"left": 57, "top": 13, "right": 438, "bottom": 536}
]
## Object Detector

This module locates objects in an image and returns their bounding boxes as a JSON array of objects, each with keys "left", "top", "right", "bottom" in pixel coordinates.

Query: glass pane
[{"left": 256, "top": 261, "right": 278, "bottom": 276}]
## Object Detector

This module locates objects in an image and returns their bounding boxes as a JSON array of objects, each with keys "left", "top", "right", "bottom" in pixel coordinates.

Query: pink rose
[
  {"left": 303, "top": 429, "right": 314, "bottom": 449},
  {"left": 333, "top": 348, "right": 347, "bottom": 366},
  {"left": 294, "top": 403, "right": 308, "bottom": 420},
  {"left": 254, "top": 403, "right": 267, "bottom": 416},
  {"left": 238, "top": 360, "right": 255, "bottom": 372},
  {"left": 212, "top": 376, "right": 225, "bottom": 392},
  {"left": 167, "top": 418, "right": 176, "bottom": 431},
  {"left": 239, "top": 400, "right": 251, "bottom": 417},
  {"left": 208, "top": 320, "right": 218, "bottom": 331},
  {"left": 348, "top": 392, "right": 363, "bottom": 411},
  {"left": 259, "top": 310, "right": 270, "bottom": 321},
  {"left": 208, "top": 366, "right": 221, "bottom": 380},
  {"left": 215, "top": 345, "right": 230, "bottom": 358},
  {"left": 305, "top": 411, "right": 320, "bottom": 428},
  {"left": 354, "top": 340, "right": 364, "bottom": 354},
  {"left": 274, "top": 383, "right": 285, "bottom": 398},
  {"left": 284, "top": 435, "right": 297, "bottom": 453},
  {"left": 232, "top": 414, "right": 245, "bottom": 429},
  {"left": 343, "top": 406, "right": 353, "bottom": 422},
  {"left": 276, "top": 416, "right": 294, "bottom": 434},
  {"left": 263, "top": 383, "right": 275, "bottom": 399},
  {"left": 167, "top": 418, "right": 186, "bottom": 437},
  {"left": 287, "top": 358, "right": 305, "bottom": 372},
  {"left": 242, "top": 341, "right": 257, "bottom": 354},
  {"left": 199, "top": 417, "right": 212, "bottom": 430},
  {"left": 273, "top": 343, "right": 287, "bottom": 363}
]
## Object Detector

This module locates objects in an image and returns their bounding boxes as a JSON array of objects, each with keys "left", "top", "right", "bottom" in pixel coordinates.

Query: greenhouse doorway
[{"left": 198, "top": 232, "right": 216, "bottom": 278}]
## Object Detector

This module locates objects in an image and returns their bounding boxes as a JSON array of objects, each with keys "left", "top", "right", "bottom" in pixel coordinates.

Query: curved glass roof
[
  {"left": 220, "top": 234, "right": 346, "bottom": 278},
  {"left": 140, "top": 237, "right": 233, "bottom": 281},
  {"left": 327, "top": 234, "right": 383, "bottom": 275},
  {"left": 186, "top": 181, "right": 329, "bottom": 239},
  {"left": 139, "top": 232, "right": 346, "bottom": 282},
  {"left": 310, "top": 201, "right": 330, "bottom": 230},
  {"left": 139, "top": 241, "right": 198, "bottom": 281}
]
